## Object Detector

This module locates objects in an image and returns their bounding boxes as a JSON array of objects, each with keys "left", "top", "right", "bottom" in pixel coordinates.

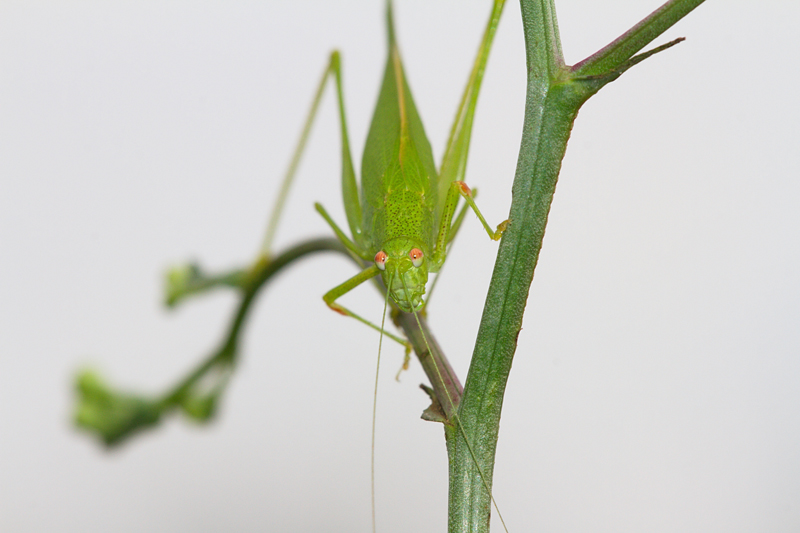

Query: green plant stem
[
  {"left": 446, "top": 0, "right": 707, "bottom": 531},
  {"left": 573, "top": 0, "right": 707, "bottom": 77},
  {"left": 161, "top": 237, "right": 347, "bottom": 409},
  {"left": 75, "top": 237, "right": 351, "bottom": 447}
]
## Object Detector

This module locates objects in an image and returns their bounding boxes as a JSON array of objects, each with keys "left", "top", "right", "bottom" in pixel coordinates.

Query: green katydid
[
  {"left": 264, "top": 1, "right": 507, "bottom": 339},
  {"left": 315, "top": 22, "right": 506, "bottom": 334},
  {"left": 262, "top": 0, "right": 509, "bottom": 530}
]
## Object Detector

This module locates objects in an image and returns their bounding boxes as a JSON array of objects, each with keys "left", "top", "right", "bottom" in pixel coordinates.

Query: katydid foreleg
[{"left": 321, "top": 262, "right": 408, "bottom": 347}]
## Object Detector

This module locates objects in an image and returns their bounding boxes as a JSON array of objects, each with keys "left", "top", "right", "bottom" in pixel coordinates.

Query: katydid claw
[
  {"left": 404, "top": 341, "right": 412, "bottom": 358},
  {"left": 394, "top": 342, "right": 412, "bottom": 381},
  {"left": 493, "top": 219, "right": 509, "bottom": 240}
]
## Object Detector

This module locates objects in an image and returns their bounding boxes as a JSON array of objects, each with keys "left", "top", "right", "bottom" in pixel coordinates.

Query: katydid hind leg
[
  {"left": 261, "top": 54, "right": 337, "bottom": 256},
  {"left": 436, "top": 0, "right": 507, "bottom": 217},
  {"left": 329, "top": 51, "right": 364, "bottom": 247},
  {"left": 262, "top": 51, "right": 365, "bottom": 256}
]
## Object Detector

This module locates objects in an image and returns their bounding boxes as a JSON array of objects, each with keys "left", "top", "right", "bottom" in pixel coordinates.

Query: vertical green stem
[
  {"left": 449, "top": 80, "right": 589, "bottom": 533},
  {"left": 446, "top": 0, "right": 707, "bottom": 531}
]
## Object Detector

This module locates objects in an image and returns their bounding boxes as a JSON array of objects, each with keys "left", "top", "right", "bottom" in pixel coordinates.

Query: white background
[{"left": 1, "top": 1, "right": 798, "bottom": 532}]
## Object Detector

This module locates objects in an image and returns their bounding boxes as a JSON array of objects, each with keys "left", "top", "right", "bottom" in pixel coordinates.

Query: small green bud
[
  {"left": 164, "top": 262, "right": 202, "bottom": 307},
  {"left": 74, "top": 370, "right": 162, "bottom": 447}
]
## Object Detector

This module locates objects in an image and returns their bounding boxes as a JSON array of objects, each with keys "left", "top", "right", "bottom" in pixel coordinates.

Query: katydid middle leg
[{"left": 429, "top": 179, "right": 509, "bottom": 272}]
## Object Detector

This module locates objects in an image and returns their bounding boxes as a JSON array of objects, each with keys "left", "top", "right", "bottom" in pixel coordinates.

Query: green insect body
[
  {"left": 361, "top": 46, "right": 437, "bottom": 313},
  {"left": 315, "top": 12, "right": 505, "bottom": 332}
]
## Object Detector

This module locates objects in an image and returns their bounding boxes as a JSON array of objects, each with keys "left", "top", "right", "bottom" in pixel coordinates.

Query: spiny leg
[{"left": 316, "top": 204, "right": 409, "bottom": 357}]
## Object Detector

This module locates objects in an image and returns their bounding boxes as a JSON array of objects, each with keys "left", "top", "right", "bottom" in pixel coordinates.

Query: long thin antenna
[{"left": 371, "top": 271, "right": 393, "bottom": 533}]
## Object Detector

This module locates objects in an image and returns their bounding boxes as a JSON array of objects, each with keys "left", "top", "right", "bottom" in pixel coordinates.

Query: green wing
[{"left": 360, "top": 4, "right": 438, "bottom": 249}]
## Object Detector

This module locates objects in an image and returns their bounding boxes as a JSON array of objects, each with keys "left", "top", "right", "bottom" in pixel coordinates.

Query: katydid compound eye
[
  {"left": 409, "top": 248, "right": 424, "bottom": 268},
  {"left": 374, "top": 251, "right": 387, "bottom": 271}
]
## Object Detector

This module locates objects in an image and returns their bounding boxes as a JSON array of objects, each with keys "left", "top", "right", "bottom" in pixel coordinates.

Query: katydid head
[{"left": 374, "top": 240, "right": 428, "bottom": 313}]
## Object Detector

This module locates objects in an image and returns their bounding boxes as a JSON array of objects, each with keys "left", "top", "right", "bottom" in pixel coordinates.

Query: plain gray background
[{"left": 1, "top": 1, "right": 798, "bottom": 532}]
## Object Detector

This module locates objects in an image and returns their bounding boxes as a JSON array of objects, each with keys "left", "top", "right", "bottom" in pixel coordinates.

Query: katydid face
[{"left": 374, "top": 239, "right": 428, "bottom": 312}]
